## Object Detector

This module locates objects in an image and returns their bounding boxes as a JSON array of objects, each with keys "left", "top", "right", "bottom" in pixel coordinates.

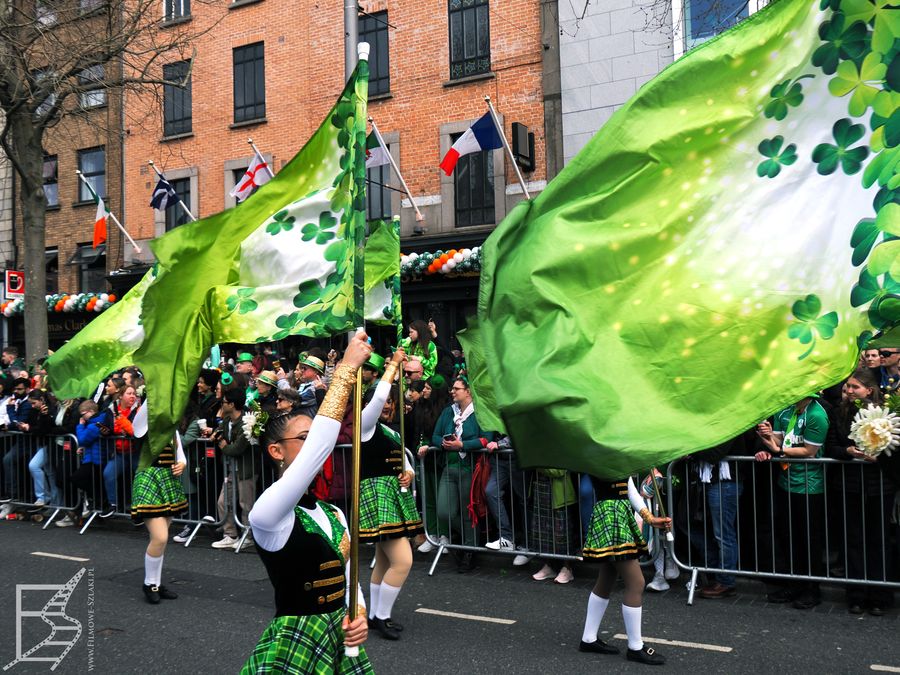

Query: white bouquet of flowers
[
  {"left": 850, "top": 397, "right": 900, "bottom": 458},
  {"left": 242, "top": 400, "right": 268, "bottom": 445}
]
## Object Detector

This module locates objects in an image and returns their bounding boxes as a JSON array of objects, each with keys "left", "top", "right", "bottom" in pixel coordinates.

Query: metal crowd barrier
[
  {"left": 417, "top": 446, "right": 662, "bottom": 575},
  {"left": 665, "top": 455, "right": 900, "bottom": 605},
  {"left": 0, "top": 431, "right": 83, "bottom": 526}
]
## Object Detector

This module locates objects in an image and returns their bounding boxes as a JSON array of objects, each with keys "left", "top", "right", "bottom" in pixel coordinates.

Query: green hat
[
  {"left": 363, "top": 353, "right": 385, "bottom": 372},
  {"left": 868, "top": 328, "right": 900, "bottom": 349},
  {"left": 257, "top": 370, "right": 279, "bottom": 387},
  {"left": 428, "top": 374, "right": 446, "bottom": 388},
  {"left": 237, "top": 352, "right": 254, "bottom": 363},
  {"left": 299, "top": 355, "right": 325, "bottom": 374}
]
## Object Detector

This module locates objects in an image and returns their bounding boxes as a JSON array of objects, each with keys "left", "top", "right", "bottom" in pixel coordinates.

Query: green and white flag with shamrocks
[
  {"left": 470, "top": 0, "right": 899, "bottom": 478},
  {"left": 49, "top": 56, "right": 371, "bottom": 463}
]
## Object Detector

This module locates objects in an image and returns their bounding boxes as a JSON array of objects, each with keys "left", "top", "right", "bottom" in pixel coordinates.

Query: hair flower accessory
[{"left": 242, "top": 399, "right": 269, "bottom": 445}]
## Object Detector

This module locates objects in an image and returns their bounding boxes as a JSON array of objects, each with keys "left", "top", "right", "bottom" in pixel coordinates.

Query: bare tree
[{"left": 0, "top": 0, "right": 219, "bottom": 362}]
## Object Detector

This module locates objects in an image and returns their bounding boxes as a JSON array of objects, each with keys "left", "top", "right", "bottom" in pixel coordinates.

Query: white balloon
[
  {"left": 408, "top": 252, "right": 419, "bottom": 261},
  {"left": 100, "top": 293, "right": 109, "bottom": 301},
  {"left": 446, "top": 259, "right": 457, "bottom": 269},
  {"left": 453, "top": 253, "right": 463, "bottom": 263},
  {"left": 441, "top": 264, "right": 450, "bottom": 274}
]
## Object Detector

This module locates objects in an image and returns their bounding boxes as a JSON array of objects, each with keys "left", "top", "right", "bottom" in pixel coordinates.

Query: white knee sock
[
  {"left": 144, "top": 553, "right": 163, "bottom": 586},
  {"left": 376, "top": 582, "right": 401, "bottom": 620},
  {"left": 369, "top": 582, "right": 381, "bottom": 615},
  {"left": 622, "top": 604, "right": 643, "bottom": 650},
  {"left": 580, "top": 592, "right": 610, "bottom": 643}
]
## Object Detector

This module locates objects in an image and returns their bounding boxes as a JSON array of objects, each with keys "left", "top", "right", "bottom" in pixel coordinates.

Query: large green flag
[
  {"left": 49, "top": 57, "right": 371, "bottom": 462},
  {"left": 473, "top": 0, "right": 899, "bottom": 478}
]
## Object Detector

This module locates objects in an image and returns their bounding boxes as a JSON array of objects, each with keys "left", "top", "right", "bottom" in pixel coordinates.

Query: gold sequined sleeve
[{"left": 318, "top": 363, "right": 357, "bottom": 422}]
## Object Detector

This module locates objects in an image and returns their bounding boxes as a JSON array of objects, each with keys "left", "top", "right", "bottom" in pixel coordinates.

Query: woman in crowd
[
  {"left": 825, "top": 368, "right": 896, "bottom": 615},
  {"left": 431, "top": 377, "right": 494, "bottom": 572},
  {"left": 101, "top": 384, "right": 139, "bottom": 517},
  {"left": 399, "top": 319, "right": 438, "bottom": 381},
  {"left": 756, "top": 394, "right": 829, "bottom": 609},
  {"left": 579, "top": 476, "right": 671, "bottom": 665},
  {"left": 415, "top": 376, "right": 450, "bottom": 553},
  {"left": 24, "top": 389, "right": 57, "bottom": 508},
  {"left": 241, "top": 333, "right": 372, "bottom": 674},
  {"left": 357, "top": 351, "right": 423, "bottom": 640},
  {"left": 131, "top": 423, "right": 188, "bottom": 604},
  {"left": 528, "top": 467, "right": 578, "bottom": 584}
]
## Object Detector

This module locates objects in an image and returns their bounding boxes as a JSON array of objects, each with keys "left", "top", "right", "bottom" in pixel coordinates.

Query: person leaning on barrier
[
  {"left": 824, "top": 368, "right": 897, "bottom": 616},
  {"left": 24, "top": 389, "right": 57, "bottom": 511},
  {"left": 431, "top": 377, "right": 496, "bottom": 572},
  {"left": 211, "top": 389, "right": 258, "bottom": 552},
  {"left": 55, "top": 400, "right": 110, "bottom": 527},
  {"left": 483, "top": 435, "right": 533, "bottom": 567},
  {"left": 100, "top": 385, "right": 140, "bottom": 518},
  {"left": 0, "top": 377, "right": 33, "bottom": 513},
  {"left": 755, "top": 394, "right": 829, "bottom": 609}
]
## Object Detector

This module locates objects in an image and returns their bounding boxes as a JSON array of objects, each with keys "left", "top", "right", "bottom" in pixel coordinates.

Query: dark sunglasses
[{"left": 879, "top": 350, "right": 899, "bottom": 357}]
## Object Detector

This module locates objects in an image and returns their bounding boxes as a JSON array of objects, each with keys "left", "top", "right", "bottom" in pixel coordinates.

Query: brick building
[{"left": 122, "top": 0, "right": 561, "bottom": 339}]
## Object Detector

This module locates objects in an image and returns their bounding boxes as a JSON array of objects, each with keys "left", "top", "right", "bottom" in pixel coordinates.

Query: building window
[
  {"left": 164, "top": 0, "right": 190, "bottom": 20},
  {"left": 36, "top": 0, "right": 59, "bottom": 26},
  {"left": 77, "top": 146, "right": 105, "bottom": 202},
  {"left": 69, "top": 244, "right": 106, "bottom": 293},
  {"left": 233, "top": 42, "right": 266, "bottom": 123},
  {"left": 164, "top": 177, "right": 191, "bottom": 231},
  {"left": 33, "top": 68, "right": 57, "bottom": 118},
  {"left": 46, "top": 249, "right": 59, "bottom": 295},
  {"left": 78, "top": 65, "right": 106, "bottom": 109},
  {"left": 163, "top": 60, "right": 192, "bottom": 136},
  {"left": 359, "top": 11, "right": 389, "bottom": 96},
  {"left": 366, "top": 162, "right": 392, "bottom": 222},
  {"left": 684, "top": 0, "right": 749, "bottom": 51},
  {"left": 43, "top": 154, "right": 58, "bottom": 207},
  {"left": 452, "top": 136, "right": 494, "bottom": 227},
  {"left": 448, "top": 0, "right": 490, "bottom": 80}
]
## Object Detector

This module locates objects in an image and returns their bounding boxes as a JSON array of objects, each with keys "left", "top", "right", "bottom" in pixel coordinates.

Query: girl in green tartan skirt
[
  {"left": 131, "top": 430, "right": 188, "bottom": 605},
  {"left": 242, "top": 334, "right": 373, "bottom": 674},
  {"left": 579, "top": 476, "right": 671, "bottom": 666},
  {"left": 357, "top": 350, "right": 423, "bottom": 641}
]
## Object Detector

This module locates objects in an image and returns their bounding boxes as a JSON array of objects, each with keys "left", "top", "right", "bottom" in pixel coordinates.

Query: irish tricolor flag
[
  {"left": 439, "top": 111, "right": 503, "bottom": 175},
  {"left": 365, "top": 131, "right": 390, "bottom": 169},
  {"left": 81, "top": 179, "right": 108, "bottom": 248}
]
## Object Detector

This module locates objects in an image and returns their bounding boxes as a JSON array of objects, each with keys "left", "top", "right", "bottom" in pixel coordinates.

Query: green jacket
[
  {"left": 431, "top": 405, "right": 495, "bottom": 467},
  {"left": 537, "top": 469, "right": 578, "bottom": 509}
]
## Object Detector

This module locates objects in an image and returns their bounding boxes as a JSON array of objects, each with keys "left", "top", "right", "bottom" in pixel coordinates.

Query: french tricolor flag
[{"left": 439, "top": 112, "right": 503, "bottom": 176}]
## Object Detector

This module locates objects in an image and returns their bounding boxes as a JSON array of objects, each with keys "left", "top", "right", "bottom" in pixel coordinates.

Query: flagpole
[
  {"left": 394, "top": 215, "right": 407, "bottom": 490},
  {"left": 369, "top": 117, "right": 424, "bottom": 224},
  {"left": 75, "top": 170, "right": 142, "bottom": 254},
  {"left": 247, "top": 139, "right": 277, "bottom": 179},
  {"left": 483, "top": 96, "right": 530, "bottom": 200},
  {"left": 148, "top": 160, "right": 196, "bottom": 221}
]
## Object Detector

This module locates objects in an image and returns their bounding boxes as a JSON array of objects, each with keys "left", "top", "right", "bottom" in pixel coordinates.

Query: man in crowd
[
  {"left": 404, "top": 359, "right": 424, "bottom": 383},
  {"left": 235, "top": 352, "right": 256, "bottom": 376},
  {"left": 2, "top": 347, "right": 25, "bottom": 377},
  {"left": 211, "top": 389, "right": 257, "bottom": 551},
  {"left": 0, "top": 377, "right": 33, "bottom": 513},
  {"left": 362, "top": 353, "right": 384, "bottom": 391},
  {"left": 296, "top": 355, "right": 327, "bottom": 412},
  {"left": 878, "top": 343, "right": 899, "bottom": 392}
]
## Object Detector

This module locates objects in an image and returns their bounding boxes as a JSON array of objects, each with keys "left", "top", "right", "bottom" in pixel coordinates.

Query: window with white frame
[
  {"left": 78, "top": 65, "right": 106, "bottom": 109},
  {"left": 676, "top": 0, "right": 759, "bottom": 57},
  {"left": 164, "top": 0, "right": 190, "bottom": 20}
]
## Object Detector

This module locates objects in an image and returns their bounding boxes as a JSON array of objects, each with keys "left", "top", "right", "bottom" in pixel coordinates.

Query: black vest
[
  {"left": 360, "top": 425, "right": 403, "bottom": 481},
  {"left": 590, "top": 478, "right": 629, "bottom": 501},
  {"left": 256, "top": 504, "right": 347, "bottom": 617}
]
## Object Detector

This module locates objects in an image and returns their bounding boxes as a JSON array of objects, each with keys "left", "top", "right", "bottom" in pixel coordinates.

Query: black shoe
[
  {"left": 766, "top": 588, "right": 796, "bottom": 603},
  {"left": 579, "top": 639, "right": 620, "bottom": 655},
  {"left": 98, "top": 505, "right": 116, "bottom": 519},
  {"left": 792, "top": 593, "right": 821, "bottom": 610},
  {"left": 142, "top": 584, "right": 161, "bottom": 604},
  {"left": 457, "top": 552, "right": 477, "bottom": 573},
  {"left": 370, "top": 616, "right": 400, "bottom": 640},
  {"left": 157, "top": 585, "right": 178, "bottom": 600},
  {"left": 869, "top": 606, "right": 885, "bottom": 617},
  {"left": 626, "top": 645, "right": 665, "bottom": 665},
  {"left": 367, "top": 616, "right": 404, "bottom": 632},
  {"left": 848, "top": 603, "right": 864, "bottom": 615}
]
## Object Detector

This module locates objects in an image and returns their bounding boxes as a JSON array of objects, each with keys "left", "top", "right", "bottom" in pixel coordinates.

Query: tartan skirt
[
  {"left": 241, "top": 610, "right": 374, "bottom": 675},
  {"left": 582, "top": 498, "right": 647, "bottom": 561},
  {"left": 529, "top": 475, "right": 579, "bottom": 556},
  {"left": 130, "top": 466, "right": 188, "bottom": 524},
  {"left": 358, "top": 475, "right": 424, "bottom": 542}
]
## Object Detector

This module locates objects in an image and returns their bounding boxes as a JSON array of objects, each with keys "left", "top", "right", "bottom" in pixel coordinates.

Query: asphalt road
[{"left": 0, "top": 517, "right": 897, "bottom": 674}]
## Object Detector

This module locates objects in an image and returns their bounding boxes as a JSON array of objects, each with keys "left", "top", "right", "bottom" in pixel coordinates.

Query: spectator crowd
[{"left": 1, "top": 332, "right": 899, "bottom": 619}]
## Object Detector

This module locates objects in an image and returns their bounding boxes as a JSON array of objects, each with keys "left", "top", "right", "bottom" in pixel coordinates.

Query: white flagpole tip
[
  {"left": 147, "top": 160, "right": 155, "bottom": 166},
  {"left": 75, "top": 170, "right": 82, "bottom": 175},
  {"left": 247, "top": 138, "right": 253, "bottom": 144},
  {"left": 357, "top": 42, "right": 370, "bottom": 61}
]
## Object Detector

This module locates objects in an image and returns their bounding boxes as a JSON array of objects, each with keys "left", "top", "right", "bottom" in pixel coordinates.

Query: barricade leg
[{"left": 687, "top": 568, "right": 699, "bottom": 606}]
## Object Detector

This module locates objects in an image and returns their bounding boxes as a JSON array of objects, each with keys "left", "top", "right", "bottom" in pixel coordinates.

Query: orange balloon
[{"left": 107, "top": 294, "right": 117, "bottom": 303}]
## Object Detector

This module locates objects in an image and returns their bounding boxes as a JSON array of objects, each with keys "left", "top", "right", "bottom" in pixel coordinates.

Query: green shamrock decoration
[
  {"left": 841, "top": 0, "right": 898, "bottom": 53},
  {"left": 828, "top": 52, "right": 887, "bottom": 117},
  {"left": 850, "top": 268, "right": 900, "bottom": 328},
  {"left": 224, "top": 287, "right": 258, "bottom": 317},
  {"left": 293, "top": 279, "right": 322, "bottom": 308},
  {"left": 850, "top": 218, "right": 880, "bottom": 266},
  {"left": 764, "top": 75, "right": 814, "bottom": 121},
  {"left": 812, "top": 118, "right": 869, "bottom": 175},
  {"left": 811, "top": 12, "right": 870, "bottom": 75},
  {"left": 301, "top": 211, "right": 338, "bottom": 245},
  {"left": 266, "top": 210, "right": 296, "bottom": 236},
  {"left": 757, "top": 136, "right": 798, "bottom": 178},
  {"left": 787, "top": 294, "right": 840, "bottom": 360}
]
